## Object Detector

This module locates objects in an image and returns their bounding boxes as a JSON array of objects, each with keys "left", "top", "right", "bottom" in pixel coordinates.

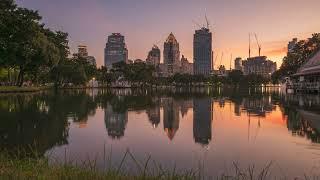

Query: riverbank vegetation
[{"left": 1, "top": 150, "right": 316, "bottom": 180}]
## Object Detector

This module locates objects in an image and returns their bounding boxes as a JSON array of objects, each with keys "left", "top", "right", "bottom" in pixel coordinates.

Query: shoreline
[{"left": 0, "top": 85, "right": 281, "bottom": 94}]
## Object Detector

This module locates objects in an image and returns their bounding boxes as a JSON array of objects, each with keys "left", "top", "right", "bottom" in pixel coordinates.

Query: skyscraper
[
  {"left": 104, "top": 33, "right": 128, "bottom": 69},
  {"left": 163, "top": 33, "right": 180, "bottom": 75},
  {"left": 74, "top": 45, "right": 96, "bottom": 66},
  {"left": 146, "top": 45, "right": 161, "bottom": 67},
  {"left": 193, "top": 28, "right": 212, "bottom": 76}
]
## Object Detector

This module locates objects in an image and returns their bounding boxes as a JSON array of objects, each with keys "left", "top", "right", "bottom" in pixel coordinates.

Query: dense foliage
[{"left": 272, "top": 33, "right": 320, "bottom": 83}]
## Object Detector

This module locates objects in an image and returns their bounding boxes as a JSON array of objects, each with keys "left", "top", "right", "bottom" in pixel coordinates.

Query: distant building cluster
[
  {"left": 103, "top": 27, "right": 213, "bottom": 77},
  {"left": 73, "top": 45, "right": 96, "bottom": 66},
  {"left": 99, "top": 26, "right": 280, "bottom": 78}
]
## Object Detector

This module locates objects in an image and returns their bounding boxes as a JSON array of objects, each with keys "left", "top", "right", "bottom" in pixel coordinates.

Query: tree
[
  {"left": 228, "top": 70, "right": 243, "bottom": 86},
  {"left": 275, "top": 33, "right": 320, "bottom": 81}
]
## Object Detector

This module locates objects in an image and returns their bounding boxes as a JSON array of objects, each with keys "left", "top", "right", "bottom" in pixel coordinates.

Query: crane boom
[
  {"left": 249, "top": 33, "right": 251, "bottom": 58},
  {"left": 205, "top": 14, "right": 210, "bottom": 29},
  {"left": 254, "top": 33, "right": 261, "bottom": 56}
]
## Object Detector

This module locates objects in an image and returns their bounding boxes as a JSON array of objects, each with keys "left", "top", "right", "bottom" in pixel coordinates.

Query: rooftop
[{"left": 295, "top": 49, "right": 320, "bottom": 76}]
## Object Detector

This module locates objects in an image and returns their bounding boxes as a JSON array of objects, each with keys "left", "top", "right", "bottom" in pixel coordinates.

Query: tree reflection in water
[{"left": 0, "top": 88, "right": 320, "bottom": 159}]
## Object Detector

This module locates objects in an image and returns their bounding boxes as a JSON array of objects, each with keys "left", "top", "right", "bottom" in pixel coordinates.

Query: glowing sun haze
[{"left": 17, "top": 0, "right": 320, "bottom": 68}]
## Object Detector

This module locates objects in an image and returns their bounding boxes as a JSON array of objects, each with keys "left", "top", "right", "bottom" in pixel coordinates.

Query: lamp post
[{"left": 92, "top": 77, "right": 95, "bottom": 88}]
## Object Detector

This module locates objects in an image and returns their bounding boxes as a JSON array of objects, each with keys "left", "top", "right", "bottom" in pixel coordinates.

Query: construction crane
[
  {"left": 192, "top": 20, "right": 202, "bottom": 29},
  {"left": 218, "top": 52, "right": 224, "bottom": 69},
  {"left": 249, "top": 33, "right": 251, "bottom": 58},
  {"left": 254, "top": 33, "right": 262, "bottom": 56},
  {"left": 205, "top": 14, "right": 210, "bottom": 29},
  {"left": 229, "top": 54, "right": 233, "bottom": 70}
]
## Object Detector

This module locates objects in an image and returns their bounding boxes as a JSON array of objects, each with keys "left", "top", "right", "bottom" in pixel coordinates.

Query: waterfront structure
[
  {"left": 234, "top": 57, "right": 243, "bottom": 71},
  {"left": 213, "top": 65, "right": 229, "bottom": 77},
  {"left": 193, "top": 27, "right": 212, "bottom": 76},
  {"left": 292, "top": 49, "right": 320, "bottom": 93},
  {"left": 74, "top": 45, "right": 96, "bottom": 66},
  {"left": 180, "top": 55, "right": 194, "bottom": 75},
  {"left": 163, "top": 33, "right": 181, "bottom": 76},
  {"left": 146, "top": 45, "right": 161, "bottom": 67},
  {"left": 104, "top": 33, "right": 128, "bottom": 69},
  {"left": 242, "top": 56, "right": 277, "bottom": 77}
]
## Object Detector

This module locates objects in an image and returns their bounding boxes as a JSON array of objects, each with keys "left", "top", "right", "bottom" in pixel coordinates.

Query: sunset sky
[{"left": 17, "top": 0, "right": 320, "bottom": 68}]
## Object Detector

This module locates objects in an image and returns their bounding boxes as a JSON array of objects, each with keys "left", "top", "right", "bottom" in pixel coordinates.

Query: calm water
[{"left": 1, "top": 88, "right": 320, "bottom": 178}]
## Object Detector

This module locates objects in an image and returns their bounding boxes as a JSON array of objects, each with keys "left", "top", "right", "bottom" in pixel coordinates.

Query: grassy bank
[
  {"left": 0, "top": 154, "right": 196, "bottom": 180},
  {"left": 0, "top": 86, "right": 49, "bottom": 93},
  {"left": 1, "top": 150, "right": 319, "bottom": 180}
]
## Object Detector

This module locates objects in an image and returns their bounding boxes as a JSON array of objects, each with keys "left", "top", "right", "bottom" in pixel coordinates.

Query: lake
[{"left": 0, "top": 88, "right": 320, "bottom": 178}]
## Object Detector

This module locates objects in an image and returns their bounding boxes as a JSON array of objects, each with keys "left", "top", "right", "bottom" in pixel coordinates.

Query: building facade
[
  {"left": 104, "top": 33, "right": 128, "bottom": 69},
  {"left": 180, "top": 55, "right": 194, "bottom": 75},
  {"left": 193, "top": 28, "right": 212, "bottom": 76},
  {"left": 234, "top": 57, "right": 243, "bottom": 71},
  {"left": 146, "top": 45, "right": 161, "bottom": 67},
  {"left": 74, "top": 45, "right": 96, "bottom": 66},
  {"left": 163, "top": 33, "right": 181, "bottom": 76},
  {"left": 242, "top": 56, "right": 277, "bottom": 77}
]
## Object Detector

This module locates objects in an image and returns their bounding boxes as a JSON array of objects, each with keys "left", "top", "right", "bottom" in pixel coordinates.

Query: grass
[{"left": 0, "top": 148, "right": 319, "bottom": 180}]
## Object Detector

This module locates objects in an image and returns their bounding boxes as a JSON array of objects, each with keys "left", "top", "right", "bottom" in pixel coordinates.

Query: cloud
[{"left": 265, "top": 47, "right": 287, "bottom": 56}]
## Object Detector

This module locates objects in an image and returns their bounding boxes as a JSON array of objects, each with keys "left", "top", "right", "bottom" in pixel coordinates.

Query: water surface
[{"left": 0, "top": 88, "right": 320, "bottom": 178}]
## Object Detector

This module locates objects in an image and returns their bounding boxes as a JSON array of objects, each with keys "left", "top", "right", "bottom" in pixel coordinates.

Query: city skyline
[{"left": 17, "top": 0, "right": 320, "bottom": 68}]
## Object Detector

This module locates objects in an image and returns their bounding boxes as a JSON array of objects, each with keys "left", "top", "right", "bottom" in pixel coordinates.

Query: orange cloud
[{"left": 265, "top": 47, "right": 287, "bottom": 56}]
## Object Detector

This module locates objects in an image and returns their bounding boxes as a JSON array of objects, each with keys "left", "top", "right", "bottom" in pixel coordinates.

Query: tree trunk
[{"left": 16, "top": 67, "right": 24, "bottom": 87}]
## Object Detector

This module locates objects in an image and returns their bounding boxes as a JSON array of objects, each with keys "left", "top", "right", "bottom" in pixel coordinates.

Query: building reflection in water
[
  {"left": 242, "top": 95, "right": 275, "bottom": 117},
  {"left": 146, "top": 104, "right": 161, "bottom": 128},
  {"left": 193, "top": 98, "right": 213, "bottom": 146},
  {"left": 104, "top": 103, "right": 128, "bottom": 139},
  {"left": 162, "top": 97, "right": 180, "bottom": 140}
]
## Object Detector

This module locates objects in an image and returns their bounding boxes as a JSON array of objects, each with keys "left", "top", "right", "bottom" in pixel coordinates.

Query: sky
[{"left": 17, "top": 0, "right": 320, "bottom": 68}]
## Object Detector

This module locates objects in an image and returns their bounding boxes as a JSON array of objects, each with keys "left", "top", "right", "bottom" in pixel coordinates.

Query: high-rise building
[
  {"left": 180, "top": 55, "right": 194, "bottom": 75},
  {"left": 194, "top": 27, "right": 212, "bottom": 76},
  {"left": 234, "top": 57, "right": 243, "bottom": 71},
  {"left": 104, "top": 33, "right": 128, "bottom": 69},
  {"left": 77, "top": 45, "right": 88, "bottom": 57},
  {"left": 163, "top": 33, "right": 180, "bottom": 76},
  {"left": 74, "top": 45, "right": 96, "bottom": 66},
  {"left": 146, "top": 45, "right": 161, "bottom": 67}
]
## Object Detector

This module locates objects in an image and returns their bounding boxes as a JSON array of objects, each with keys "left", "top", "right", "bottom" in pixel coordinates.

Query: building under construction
[{"left": 242, "top": 56, "right": 277, "bottom": 77}]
